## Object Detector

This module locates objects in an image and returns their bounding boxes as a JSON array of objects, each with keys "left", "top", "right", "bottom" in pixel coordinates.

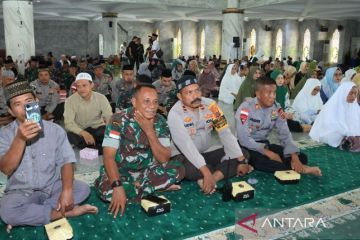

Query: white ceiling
[{"left": 1, "top": 0, "right": 360, "bottom": 22}]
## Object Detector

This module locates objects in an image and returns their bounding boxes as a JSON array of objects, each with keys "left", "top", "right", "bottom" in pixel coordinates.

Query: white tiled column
[{"left": 3, "top": 0, "right": 35, "bottom": 74}]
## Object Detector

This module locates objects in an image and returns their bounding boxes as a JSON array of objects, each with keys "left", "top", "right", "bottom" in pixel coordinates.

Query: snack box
[
  {"left": 45, "top": 218, "right": 73, "bottom": 240},
  {"left": 141, "top": 195, "right": 171, "bottom": 217},
  {"left": 232, "top": 181, "right": 255, "bottom": 202},
  {"left": 274, "top": 170, "right": 301, "bottom": 184}
]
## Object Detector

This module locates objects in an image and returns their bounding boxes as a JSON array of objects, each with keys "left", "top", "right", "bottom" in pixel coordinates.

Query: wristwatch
[
  {"left": 238, "top": 158, "right": 249, "bottom": 165},
  {"left": 111, "top": 180, "right": 122, "bottom": 189}
]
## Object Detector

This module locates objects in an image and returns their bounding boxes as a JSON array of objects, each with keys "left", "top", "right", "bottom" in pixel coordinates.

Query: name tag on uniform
[{"left": 249, "top": 118, "right": 260, "bottom": 123}]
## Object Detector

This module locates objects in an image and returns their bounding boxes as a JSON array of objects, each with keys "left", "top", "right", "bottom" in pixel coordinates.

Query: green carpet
[{"left": 0, "top": 146, "right": 359, "bottom": 240}]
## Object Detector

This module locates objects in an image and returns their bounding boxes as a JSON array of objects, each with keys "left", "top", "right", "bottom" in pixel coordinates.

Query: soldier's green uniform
[
  {"left": 95, "top": 107, "right": 185, "bottom": 201},
  {"left": 60, "top": 71, "right": 75, "bottom": 91},
  {"left": 113, "top": 80, "right": 135, "bottom": 110},
  {"left": 164, "top": 88, "right": 178, "bottom": 112},
  {"left": 24, "top": 67, "right": 38, "bottom": 83}
]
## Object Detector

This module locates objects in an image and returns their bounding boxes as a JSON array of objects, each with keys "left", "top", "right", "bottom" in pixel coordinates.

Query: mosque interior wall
[{"left": 0, "top": 18, "right": 359, "bottom": 63}]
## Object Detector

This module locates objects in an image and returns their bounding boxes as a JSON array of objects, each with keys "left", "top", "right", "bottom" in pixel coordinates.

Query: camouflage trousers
[{"left": 95, "top": 159, "right": 185, "bottom": 202}]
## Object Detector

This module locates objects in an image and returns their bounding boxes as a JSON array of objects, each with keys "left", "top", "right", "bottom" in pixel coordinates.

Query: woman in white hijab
[
  {"left": 292, "top": 78, "right": 323, "bottom": 125},
  {"left": 309, "top": 82, "right": 360, "bottom": 148},
  {"left": 218, "top": 64, "right": 244, "bottom": 104},
  {"left": 341, "top": 69, "right": 356, "bottom": 83}
]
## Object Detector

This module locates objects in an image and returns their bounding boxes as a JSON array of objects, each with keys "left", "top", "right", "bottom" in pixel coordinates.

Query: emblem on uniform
[
  {"left": 183, "top": 117, "right": 192, "bottom": 123},
  {"left": 278, "top": 108, "right": 286, "bottom": 120},
  {"left": 271, "top": 110, "right": 278, "bottom": 120},
  {"left": 208, "top": 102, "right": 228, "bottom": 132},
  {"left": 240, "top": 108, "right": 249, "bottom": 124}
]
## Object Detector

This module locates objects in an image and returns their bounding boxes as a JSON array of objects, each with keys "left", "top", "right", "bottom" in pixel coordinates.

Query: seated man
[
  {"left": 93, "top": 62, "right": 113, "bottom": 101},
  {"left": 168, "top": 75, "right": 252, "bottom": 195},
  {"left": 152, "top": 68, "right": 177, "bottom": 116},
  {"left": 0, "top": 81, "right": 97, "bottom": 230},
  {"left": 235, "top": 76, "right": 322, "bottom": 176},
  {"left": 0, "top": 70, "right": 15, "bottom": 126},
  {"left": 30, "top": 65, "right": 64, "bottom": 121},
  {"left": 95, "top": 83, "right": 185, "bottom": 217},
  {"left": 64, "top": 73, "right": 112, "bottom": 154},
  {"left": 112, "top": 64, "right": 135, "bottom": 111}
]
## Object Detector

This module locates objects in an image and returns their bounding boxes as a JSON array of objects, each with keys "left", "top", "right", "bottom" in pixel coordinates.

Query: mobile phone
[
  {"left": 142, "top": 195, "right": 168, "bottom": 205},
  {"left": 25, "top": 102, "right": 44, "bottom": 132}
]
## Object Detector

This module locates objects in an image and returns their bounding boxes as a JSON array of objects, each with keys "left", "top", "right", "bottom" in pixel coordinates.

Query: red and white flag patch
[
  {"left": 240, "top": 108, "right": 249, "bottom": 125},
  {"left": 109, "top": 130, "right": 120, "bottom": 140}
]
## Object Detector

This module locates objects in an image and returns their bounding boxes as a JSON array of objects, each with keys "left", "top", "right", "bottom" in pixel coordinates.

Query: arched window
[
  {"left": 330, "top": 29, "right": 340, "bottom": 63},
  {"left": 200, "top": 28, "right": 205, "bottom": 59},
  {"left": 302, "top": 29, "right": 311, "bottom": 61},
  {"left": 156, "top": 29, "right": 160, "bottom": 41},
  {"left": 99, "top": 34, "right": 104, "bottom": 55},
  {"left": 275, "top": 29, "right": 283, "bottom": 59},
  {"left": 175, "top": 28, "right": 182, "bottom": 57},
  {"left": 249, "top": 28, "right": 256, "bottom": 56}
]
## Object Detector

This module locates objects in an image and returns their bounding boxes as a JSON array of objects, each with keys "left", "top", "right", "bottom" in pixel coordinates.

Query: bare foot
[
  {"left": 301, "top": 124, "right": 312, "bottom": 133},
  {"left": 6, "top": 224, "right": 12, "bottom": 233},
  {"left": 303, "top": 166, "right": 322, "bottom": 176},
  {"left": 197, "top": 179, "right": 216, "bottom": 194},
  {"left": 66, "top": 204, "right": 98, "bottom": 218}
]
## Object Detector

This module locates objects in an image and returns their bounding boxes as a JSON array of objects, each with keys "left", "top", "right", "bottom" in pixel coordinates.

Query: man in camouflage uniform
[
  {"left": 30, "top": 66, "right": 64, "bottom": 121},
  {"left": 112, "top": 64, "right": 135, "bottom": 111},
  {"left": 95, "top": 84, "right": 184, "bottom": 217},
  {"left": 152, "top": 69, "right": 176, "bottom": 116},
  {"left": 24, "top": 57, "right": 38, "bottom": 83},
  {"left": 115, "top": 74, "right": 153, "bottom": 111}
]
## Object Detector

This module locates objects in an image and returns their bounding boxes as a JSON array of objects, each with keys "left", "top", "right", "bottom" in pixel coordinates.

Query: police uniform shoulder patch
[
  {"left": 208, "top": 102, "right": 228, "bottom": 132},
  {"left": 240, "top": 108, "right": 249, "bottom": 124}
]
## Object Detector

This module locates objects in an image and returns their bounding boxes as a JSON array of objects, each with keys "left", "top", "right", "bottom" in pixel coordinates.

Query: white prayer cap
[{"left": 75, "top": 72, "right": 92, "bottom": 82}]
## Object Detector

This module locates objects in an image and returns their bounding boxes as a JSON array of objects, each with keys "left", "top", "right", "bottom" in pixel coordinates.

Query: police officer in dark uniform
[{"left": 235, "top": 76, "right": 322, "bottom": 176}]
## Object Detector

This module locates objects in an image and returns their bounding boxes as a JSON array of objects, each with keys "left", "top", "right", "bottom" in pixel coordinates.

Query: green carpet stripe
[{"left": 0, "top": 146, "right": 359, "bottom": 240}]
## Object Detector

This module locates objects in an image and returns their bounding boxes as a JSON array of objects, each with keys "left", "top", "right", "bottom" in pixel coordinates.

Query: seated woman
[
  {"left": 294, "top": 62, "right": 308, "bottom": 87},
  {"left": 187, "top": 59, "right": 201, "bottom": 79},
  {"left": 292, "top": 78, "right": 323, "bottom": 125},
  {"left": 291, "top": 61, "right": 318, "bottom": 99},
  {"left": 271, "top": 70, "right": 312, "bottom": 132},
  {"left": 218, "top": 63, "right": 244, "bottom": 104},
  {"left": 198, "top": 61, "right": 219, "bottom": 97},
  {"left": 310, "top": 82, "right": 360, "bottom": 151},
  {"left": 233, "top": 66, "right": 262, "bottom": 110},
  {"left": 320, "top": 67, "right": 342, "bottom": 103}
]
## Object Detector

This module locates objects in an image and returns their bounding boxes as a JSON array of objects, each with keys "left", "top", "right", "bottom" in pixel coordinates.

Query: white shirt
[{"left": 151, "top": 40, "right": 160, "bottom": 52}]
